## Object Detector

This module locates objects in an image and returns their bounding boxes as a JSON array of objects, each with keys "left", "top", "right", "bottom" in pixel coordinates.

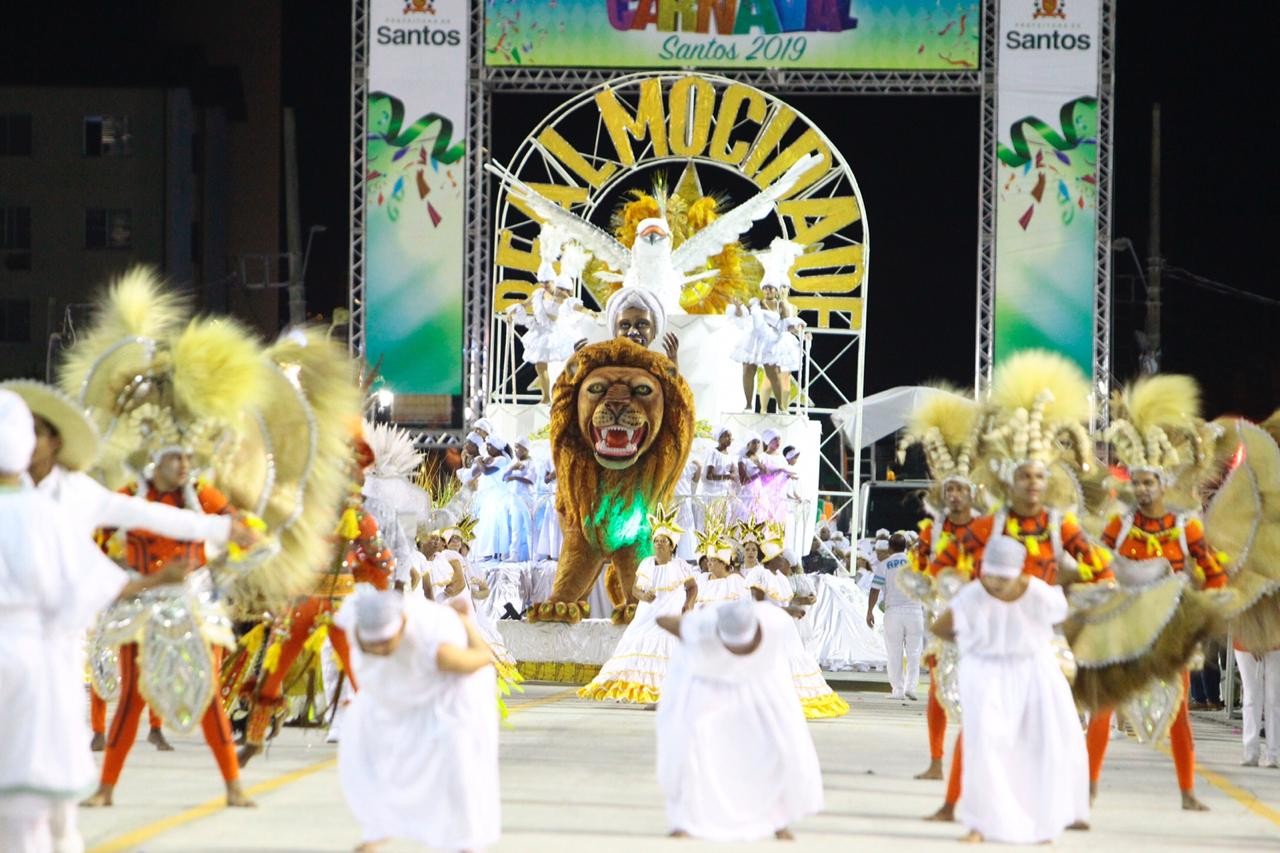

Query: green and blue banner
[
  {"left": 365, "top": 0, "right": 468, "bottom": 418},
  {"left": 993, "top": 0, "right": 1100, "bottom": 376},
  {"left": 484, "top": 1, "right": 981, "bottom": 70}
]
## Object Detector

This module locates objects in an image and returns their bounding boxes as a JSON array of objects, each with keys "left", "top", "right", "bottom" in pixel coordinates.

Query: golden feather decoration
[
  {"left": 231, "top": 328, "right": 363, "bottom": 611},
  {"left": 990, "top": 350, "right": 1092, "bottom": 426},
  {"left": 900, "top": 385, "right": 982, "bottom": 485},
  {"left": 170, "top": 318, "right": 265, "bottom": 423},
  {"left": 1204, "top": 417, "right": 1280, "bottom": 652}
]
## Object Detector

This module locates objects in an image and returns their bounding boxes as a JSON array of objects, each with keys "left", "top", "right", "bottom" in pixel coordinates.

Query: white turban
[
  {"left": 716, "top": 599, "right": 760, "bottom": 647},
  {"left": 355, "top": 589, "right": 406, "bottom": 643},
  {"left": 981, "top": 535, "right": 1027, "bottom": 579},
  {"left": 472, "top": 418, "right": 494, "bottom": 435},
  {"left": 761, "top": 428, "right": 781, "bottom": 448},
  {"left": 713, "top": 425, "right": 732, "bottom": 443},
  {"left": 514, "top": 436, "right": 531, "bottom": 451},
  {"left": 463, "top": 431, "right": 485, "bottom": 449},
  {"left": 0, "top": 389, "right": 35, "bottom": 474},
  {"left": 604, "top": 286, "right": 666, "bottom": 345}
]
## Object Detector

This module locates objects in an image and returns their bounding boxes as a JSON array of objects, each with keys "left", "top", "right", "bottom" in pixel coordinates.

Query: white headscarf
[
  {"left": 355, "top": 588, "right": 406, "bottom": 643},
  {"left": 0, "top": 389, "right": 35, "bottom": 474},
  {"left": 761, "top": 428, "right": 781, "bottom": 448},
  {"left": 981, "top": 535, "right": 1027, "bottom": 579},
  {"left": 716, "top": 598, "right": 760, "bottom": 647},
  {"left": 605, "top": 286, "right": 667, "bottom": 346},
  {"left": 472, "top": 418, "right": 495, "bottom": 436}
]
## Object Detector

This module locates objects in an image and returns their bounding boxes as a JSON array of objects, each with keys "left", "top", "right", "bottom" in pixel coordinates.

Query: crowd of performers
[{"left": 3, "top": 267, "right": 1280, "bottom": 852}]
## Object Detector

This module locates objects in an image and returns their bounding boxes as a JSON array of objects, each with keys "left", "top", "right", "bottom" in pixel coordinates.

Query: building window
[
  {"left": 0, "top": 299, "right": 31, "bottom": 343},
  {"left": 0, "top": 115, "right": 32, "bottom": 156},
  {"left": 84, "top": 115, "right": 132, "bottom": 157},
  {"left": 0, "top": 206, "right": 31, "bottom": 270},
  {"left": 85, "top": 209, "right": 132, "bottom": 249}
]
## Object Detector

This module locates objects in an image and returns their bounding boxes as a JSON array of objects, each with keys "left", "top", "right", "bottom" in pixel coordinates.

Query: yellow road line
[
  {"left": 90, "top": 689, "right": 576, "bottom": 853},
  {"left": 1153, "top": 741, "right": 1280, "bottom": 828},
  {"left": 1195, "top": 765, "right": 1280, "bottom": 828}
]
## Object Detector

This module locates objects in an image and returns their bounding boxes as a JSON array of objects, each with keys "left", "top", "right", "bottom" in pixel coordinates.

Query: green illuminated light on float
[{"left": 588, "top": 488, "right": 653, "bottom": 557}]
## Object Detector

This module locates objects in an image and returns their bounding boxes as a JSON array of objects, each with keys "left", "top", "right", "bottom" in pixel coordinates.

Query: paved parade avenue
[{"left": 80, "top": 684, "right": 1280, "bottom": 852}]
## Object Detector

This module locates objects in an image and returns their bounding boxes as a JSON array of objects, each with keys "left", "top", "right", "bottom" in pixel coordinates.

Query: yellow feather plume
[
  {"left": 990, "top": 350, "right": 1092, "bottom": 425},
  {"left": 907, "top": 385, "right": 979, "bottom": 449},
  {"left": 233, "top": 329, "right": 363, "bottom": 611},
  {"left": 58, "top": 266, "right": 188, "bottom": 403},
  {"left": 171, "top": 318, "right": 265, "bottom": 422},
  {"left": 1119, "top": 374, "right": 1200, "bottom": 432}
]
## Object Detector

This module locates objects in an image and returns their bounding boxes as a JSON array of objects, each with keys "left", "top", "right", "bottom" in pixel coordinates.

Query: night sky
[{"left": 3, "top": 3, "right": 1277, "bottom": 419}]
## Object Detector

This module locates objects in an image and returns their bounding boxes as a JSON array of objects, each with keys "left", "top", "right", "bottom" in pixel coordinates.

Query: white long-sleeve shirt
[{"left": 35, "top": 464, "right": 232, "bottom": 544}]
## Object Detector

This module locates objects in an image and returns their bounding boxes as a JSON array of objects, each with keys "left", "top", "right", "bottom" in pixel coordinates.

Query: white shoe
[
  {"left": 905, "top": 691, "right": 919, "bottom": 701},
  {"left": 889, "top": 691, "right": 905, "bottom": 700},
  {"left": 1242, "top": 756, "right": 1259, "bottom": 767},
  {"left": 1260, "top": 757, "right": 1278, "bottom": 769}
]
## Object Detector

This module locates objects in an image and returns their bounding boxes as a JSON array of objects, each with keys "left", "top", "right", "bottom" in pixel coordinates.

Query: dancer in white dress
[
  {"left": 578, "top": 507, "right": 697, "bottom": 704},
  {"left": 756, "top": 428, "right": 799, "bottom": 524},
  {"left": 532, "top": 452, "right": 562, "bottom": 561},
  {"left": 930, "top": 536, "right": 1090, "bottom": 844},
  {"left": 672, "top": 456, "right": 701, "bottom": 562},
  {"left": 700, "top": 427, "right": 738, "bottom": 516},
  {"left": 752, "top": 529, "right": 850, "bottom": 719},
  {"left": 734, "top": 434, "right": 764, "bottom": 523},
  {"left": 472, "top": 437, "right": 534, "bottom": 562},
  {"left": 0, "top": 391, "right": 195, "bottom": 853},
  {"left": 336, "top": 588, "right": 500, "bottom": 853},
  {"left": 438, "top": 520, "right": 520, "bottom": 685},
  {"left": 655, "top": 598, "right": 824, "bottom": 841},
  {"left": 694, "top": 528, "right": 750, "bottom": 608},
  {"left": 505, "top": 232, "right": 597, "bottom": 403},
  {"left": 726, "top": 238, "right": 807, "bottom": 413}
]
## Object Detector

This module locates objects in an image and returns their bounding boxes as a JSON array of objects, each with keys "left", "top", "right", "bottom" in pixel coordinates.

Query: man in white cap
[
  {"left": 2, "top": 379, "right": 257, "bottom": 752},
  {"left": 930, "top": 536, "right": 1089, "bottom": 843},
  {"left": 868, "top": 532, "right": 925, "bottom": 700},
  {"left": 0, "top": 390, "right": 194, "bottom": 853},
  {"left": 335, "top": 588, "right": 500, "bottom": 853},
  {"left": 655, "top": 598, "right": 824, "bottom": 841}
]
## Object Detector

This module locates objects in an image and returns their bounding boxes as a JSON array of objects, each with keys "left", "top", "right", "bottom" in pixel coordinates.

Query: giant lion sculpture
[{"left": 527, "top": 337, "right": 695, "bottom": 624}]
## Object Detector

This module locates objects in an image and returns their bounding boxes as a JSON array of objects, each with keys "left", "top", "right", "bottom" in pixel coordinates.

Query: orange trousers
[
  {"left": 245, "top": 596, "right": 355, "bottom": 745},
  {"left": 944, "top": 733, "right": 963, "bottom": 806},
  {"left": 100, "top": 644, "right": 239, "bottom": 786},
  {"left": 1087, "top": 670, "right": 1195, "bottom": 792},
  {"left": 90, "top": 688, "right": 160, "bottom": 735},
  {"left": 926, "top": 672, "right": 947, "bottom": 761}
]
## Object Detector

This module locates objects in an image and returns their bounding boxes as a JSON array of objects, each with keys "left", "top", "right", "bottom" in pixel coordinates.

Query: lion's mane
[{"left": 551, "top": 338, "right": 695, "bottom": 542}]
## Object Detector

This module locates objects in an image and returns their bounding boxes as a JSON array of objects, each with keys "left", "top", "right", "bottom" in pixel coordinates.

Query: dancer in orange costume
[
  {"left": 237, "top": 445, "right": 394, "bottom": 768},
  {"left": 89, "top": 693, "right": 166, "bottom": 752},
  {"left": 1084, "top": 376, "right": 1227, "bottom": 812},
  {"left": 83, "top": 449, "right": 254, "bottom": 808},
  {"left": 897, "top": 387, "right": 990, "bottom": 783},
  {"left": 923, "top": 352, "right": 1110, "bottom": 825}
]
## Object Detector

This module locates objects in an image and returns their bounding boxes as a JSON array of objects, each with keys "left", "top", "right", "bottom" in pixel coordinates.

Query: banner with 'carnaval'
[
  {"left": 484, "top": 1, "right": 981, "bottom": 70},
  {"left": 365, "top": 0, "right": 467, "bottom": 414},
  {"left": 994, "top": 0, "right": 1100, "bottom": 376}
]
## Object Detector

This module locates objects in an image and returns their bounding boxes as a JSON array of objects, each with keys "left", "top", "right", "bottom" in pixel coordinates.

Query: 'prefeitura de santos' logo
[
  {"left": 378, "top": 1, "right": 461, "bottom": 46},
  {"left": 1007, "top": 0, "right": 1090, "bottom": 50}
]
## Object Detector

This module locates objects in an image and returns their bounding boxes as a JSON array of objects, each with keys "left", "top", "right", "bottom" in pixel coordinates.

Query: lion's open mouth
[{"left": 592, "top": 424, "right": 648, "bottom": 459}]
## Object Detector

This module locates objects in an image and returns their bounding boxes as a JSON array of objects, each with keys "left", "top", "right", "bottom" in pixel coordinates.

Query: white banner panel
[
  {"left": 365, "top": 0, "right": 469, "bottom": 416},
  {"left": 994, "top": 0, "right": 1101, "bottom": 377}
]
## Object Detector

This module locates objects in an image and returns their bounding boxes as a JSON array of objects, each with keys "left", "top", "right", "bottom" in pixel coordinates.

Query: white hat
[
  {"left": 514, "top": 436, "right": 531, "bottom": 451},
  {"left": 981, "top": 535, "right": 1027, "bottom": 579},
  {"left": 355, "top": 589, "right": 406, "bottom": 643},
  {"left": 875, "top": 528, "right": 890, "bottom": 539},
  {"left": 0, "top": 389, "right": 35, "bottom": 474},
  {"left": 761, "top": 428, "right": 781, "bottom": 447},
  {"left": 472, "top": 418, "right": 495, "bottom": 435},
  {"left": 713, "top": 425, "right": 732, "bottom": 442},
  {"left": 715, "top": 599, "right": 759, "bottom": 647},
  {"left": 784, "top": 447, "right": 800, "bottom": 463},
  {"left": 463, "top": 431, "right": 484, "bottom": 448}
]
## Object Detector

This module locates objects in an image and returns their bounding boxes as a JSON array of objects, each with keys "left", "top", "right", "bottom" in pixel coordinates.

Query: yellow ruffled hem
[
  {"left": 802, "top": 692, "right": 850, "bottom": 719},
  {"left": 578, "top": 679, "right": 660, "bottom": 704}
]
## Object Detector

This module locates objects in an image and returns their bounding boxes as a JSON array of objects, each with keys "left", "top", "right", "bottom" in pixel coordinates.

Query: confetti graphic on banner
[
  {"left": 366, "top": 92, "right": 466, "bottom": 227},
  {"left": 996, "top": 98, "right": 1098, "bottom": 230}
]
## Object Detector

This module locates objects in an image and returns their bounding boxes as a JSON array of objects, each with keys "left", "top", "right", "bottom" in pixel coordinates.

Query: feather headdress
[
  {"left": 1105, "top": 374, "right": 1200, "bottom": 481},
  {"left": 899, "top": 385, "right": 983, "bottom": 487}
]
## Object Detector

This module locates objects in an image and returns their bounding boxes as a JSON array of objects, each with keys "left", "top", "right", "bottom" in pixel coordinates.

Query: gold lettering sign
[{"left": 492, "top": 74, "right": 867, "bottom": 330}]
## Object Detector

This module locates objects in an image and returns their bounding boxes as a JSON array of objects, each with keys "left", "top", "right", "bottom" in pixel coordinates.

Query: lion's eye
[
  {"left": 587, "top": 382, "right": 607, "bottom": 394},
  {"left": 633, "top": 384, "right": 652, "bottom": 396}
]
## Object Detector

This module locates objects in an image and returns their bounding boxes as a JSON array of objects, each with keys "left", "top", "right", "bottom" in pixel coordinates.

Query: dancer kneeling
[
  {"left": 579, "top": 506, "right": 697, "bottom": 705},
  {"left": 930, "top": 536, "right": 1089, "bottom": 844},
  {"left": 656, "top": 598, "right": 824, "bottom": 841},
  {"left": 336, "top": 587, "right": 499, "bottom": 853}
]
